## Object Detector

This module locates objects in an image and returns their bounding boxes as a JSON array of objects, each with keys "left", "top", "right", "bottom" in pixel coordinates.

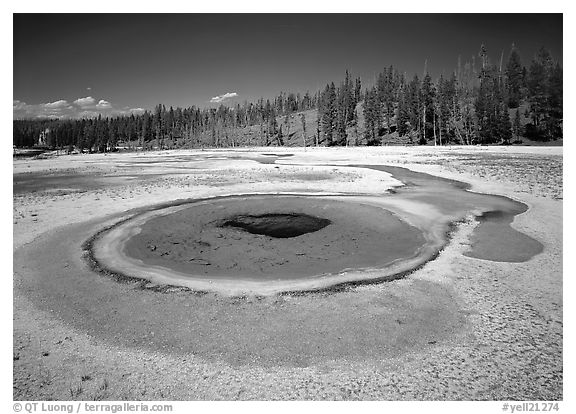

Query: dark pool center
[{"left": 220, "top": 213, "right": 332, "bottom": 239}]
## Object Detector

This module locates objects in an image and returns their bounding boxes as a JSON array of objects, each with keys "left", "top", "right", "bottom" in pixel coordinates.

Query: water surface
[{"left": 352, "top": 165, "right": 543, "bottom": 262}]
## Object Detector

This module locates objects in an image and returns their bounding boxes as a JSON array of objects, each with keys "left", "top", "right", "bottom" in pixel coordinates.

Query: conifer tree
[
  {"left": 320, "top": 82, "right": 337, "bottom": 145},
  {"left": 505, "top": 44, "right": 524, "bottom": 108},
  {"left": 300, "top": 113, "right": 306, "bottom": 147},
  {"left": 545, "top": 62, "right": 563, "bottom": 139},
  {"left": 363, "top": 88, "right": 380, "bottom": 145},
  {"left": 420, "top": 73, "right": 435, "bottom": 144},
  {"left": 354, "top": 77, "right": 362, "bottom": 103},
  {"left": 526, "top": 47, "right": 562, "bottom": 140},
  {"left": 527, "top": 47, "right": 550, "bottom": 128}
]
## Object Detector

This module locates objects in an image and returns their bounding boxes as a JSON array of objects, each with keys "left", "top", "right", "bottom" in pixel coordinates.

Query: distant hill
[{"left": 166, "top": 103, "right": 417, "bottom": 150}]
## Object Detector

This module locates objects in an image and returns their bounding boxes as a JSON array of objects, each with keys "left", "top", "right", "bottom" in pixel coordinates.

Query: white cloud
[
  {"left": 13, "top": 100, "right": 37, "bottom": 118},
  {"left": 43, "top": 99, "right": 69, "bottom": 109},
  {"left": 12, "top": 99, "right": 74, "bottom": 118},
  {"left": 14, "top": 97, "right": 146, "bottom": 120},
  {"left": 210, "top": 92, "right": 238, "bottom": 103},
  {"left": 96, "top": 99, "right": 111, "bottom": 109},
  {"left": 13, "top": 100, "right": 27, "bottom": 110},
  {"left": 74, "top": 96, "right": 96, "bottom": 107}
]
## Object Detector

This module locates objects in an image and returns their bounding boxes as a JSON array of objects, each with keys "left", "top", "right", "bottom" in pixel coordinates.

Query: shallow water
[
  {"left": 13, "top": 171, "right": 172, "bottom": 194},
  {"left": 462, "top": 211, "right": 544, "bottom": 262},
  {"left": 351, "top": 165, "right": 543, "bottom": 262}
]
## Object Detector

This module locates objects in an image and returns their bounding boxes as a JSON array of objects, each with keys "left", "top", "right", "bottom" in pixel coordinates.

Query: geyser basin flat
[{"left": 91, "top": 194, "right": 441, "bottom": 295}]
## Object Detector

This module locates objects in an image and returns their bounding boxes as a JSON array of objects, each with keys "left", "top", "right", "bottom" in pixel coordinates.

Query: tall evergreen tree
[
  {"left": 545, "top": 62, "right": 563, "bottom": 139},
  {"left": 376, "top": 66, "right": 397, "bottom": 142},
  {"left": 476, "top": 62, "right": 510, "bottom": 144},
  {"left": 526, "top": 47, "right": 562, "bottom": 140},
  {"left": 505, "top": 44, "right": 524, "bottom": 108},
  {"left": 527, "top": 47, "right": 551, "bottom": 128},
  {"left": 420, "top": 73, "right": 435, "bottom": 144},
  {"left": 300, "top": 113, "right": 307, "bottom": 147},
  {"left": 319, "top": 82, "right": 337, "bottom": 145},
  {"left": 354, "top": 77, "right": 362, "bottom": 103},
  {"left": 363, "top": 88, "right": 380, "bottom": 145}
]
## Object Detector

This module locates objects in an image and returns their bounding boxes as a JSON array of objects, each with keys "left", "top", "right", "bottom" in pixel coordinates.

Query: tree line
[
  {"left": 13, "top": 44, "right": 562, "bottom": 151},
  {"left": 13, "top": 90, "right": 319, "bottom": 150},
  {"left": 356, "top": 44, "right": 562, "bottom": 145}
]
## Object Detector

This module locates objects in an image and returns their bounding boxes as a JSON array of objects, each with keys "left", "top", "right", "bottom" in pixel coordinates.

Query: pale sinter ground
[{"left": 13, "top": 146, "right": 562, "bottom": 400}]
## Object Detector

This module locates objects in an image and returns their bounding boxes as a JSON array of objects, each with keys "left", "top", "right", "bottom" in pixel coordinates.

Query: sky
[{"left": 13, "top": 13, "right": 563, "bottom": 119}]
